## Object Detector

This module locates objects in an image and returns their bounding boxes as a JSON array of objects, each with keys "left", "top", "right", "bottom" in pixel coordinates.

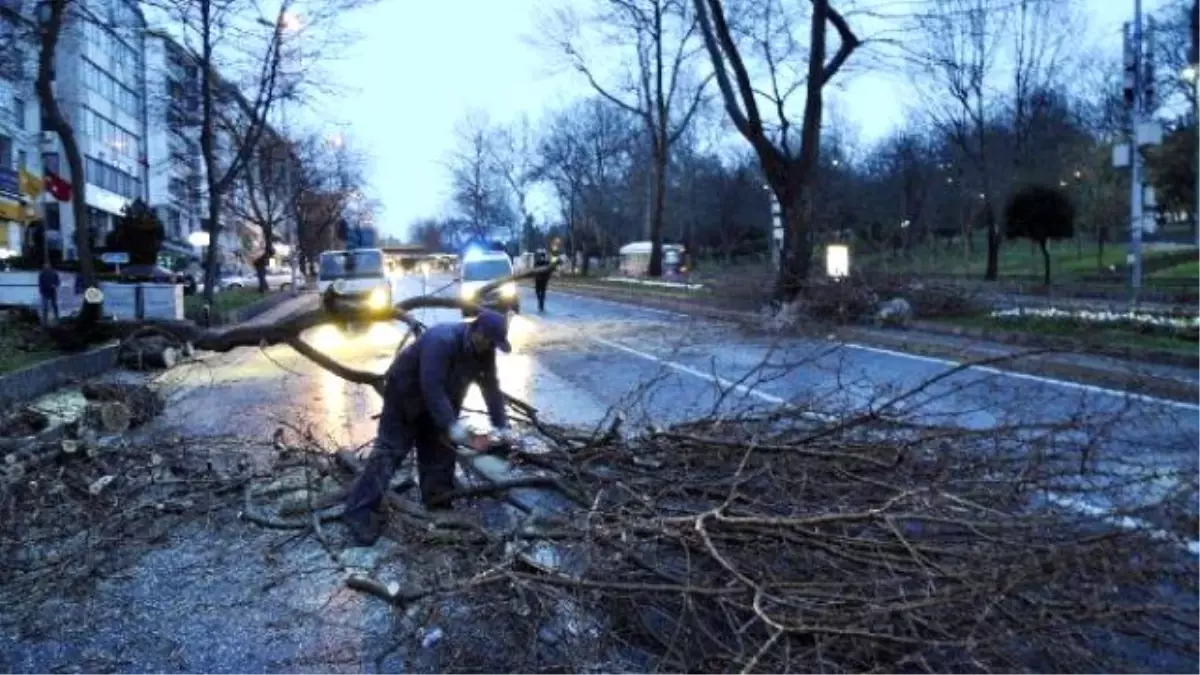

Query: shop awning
[{"left": 0, "top": 198, "right": 33, "bottom": 223}]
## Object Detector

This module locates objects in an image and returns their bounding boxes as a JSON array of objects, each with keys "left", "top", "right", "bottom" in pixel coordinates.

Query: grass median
[
  {"left": 183, "top": 288, "right": 276, "bottom": 319},
  {"left": 934, "top": 312, "right": 1198, "bottom": 356},
  {"left": 0, "top": 317, "right": 60, "bottom": 375}
]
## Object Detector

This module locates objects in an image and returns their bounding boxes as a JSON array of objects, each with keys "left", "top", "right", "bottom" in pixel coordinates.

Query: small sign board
[{"left": 100, "top": 252, "right": 130, "bottom": 265}]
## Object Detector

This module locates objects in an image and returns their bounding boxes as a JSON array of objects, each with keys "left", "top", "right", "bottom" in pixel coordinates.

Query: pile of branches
[
  {"left": 2, "top": 262, "right": 1192, "bottom": 673},
  {"left": 0, "top": 432, "right": 262, "bottom": 608},
  {"left": 767, "top": 274, "right": 988, "bottom": 327},
  {"left": 315, "top": 405, "right": 1197, "bottom": 673}
]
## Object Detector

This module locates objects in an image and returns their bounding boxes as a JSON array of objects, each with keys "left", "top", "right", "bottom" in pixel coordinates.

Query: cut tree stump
[
  {"left": 119, "top": 336, "right": 180, "bottom": 370},
  {"left": 81, "top": 383, "right": 164, "bottom": 430},
  {"left": 84, "top": 402, "right": 133, "bottom": 434}
]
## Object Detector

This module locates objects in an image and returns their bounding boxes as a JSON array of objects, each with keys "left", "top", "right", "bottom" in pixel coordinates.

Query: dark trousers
[
  {"left": 40, "top": 293, "right": 58, "bottom": 324},
  {"left": 344, "top": 396, "right": 458, "bottom": 516},
  {"left": 534, "top": 275, "right": 549, "bottom": 311}
]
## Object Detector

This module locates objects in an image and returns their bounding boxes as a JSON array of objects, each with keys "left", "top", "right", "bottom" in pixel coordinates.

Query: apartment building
[
  {"left": 0, "top": 0, "right": 40, "bottom": 259},
  {"left": 143, "top": 32, "right": 204, "bottom": 265},
  {"left": 35, "top": 0, "right": 150, "bottom": 260},
  {"left": 145, "top": 31, "right": 290, "bottom": 274}
]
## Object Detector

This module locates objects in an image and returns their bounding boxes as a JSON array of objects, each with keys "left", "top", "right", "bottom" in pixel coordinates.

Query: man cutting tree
[{"left": 342, "top": 309, "right": 518, "bottom": 546}]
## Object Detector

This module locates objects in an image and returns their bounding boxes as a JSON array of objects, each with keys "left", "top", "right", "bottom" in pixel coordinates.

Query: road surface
[{"left": 1, "top": 272, "right": 1195, "bottom": 673}]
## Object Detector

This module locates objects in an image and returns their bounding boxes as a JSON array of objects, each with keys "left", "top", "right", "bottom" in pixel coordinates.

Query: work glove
[
  {"left": 448, "top": 421, "right": 470, "bottom": 445},
  {"left": 494, "top": 427, "right": 519, "bottom": 445}
]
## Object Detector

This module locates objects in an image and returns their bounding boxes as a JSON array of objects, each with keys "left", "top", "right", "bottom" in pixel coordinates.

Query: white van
[
  {"left": 317, "top": 248, "right": 392, "bottom": 315},
  {"left": 458, "top": 250, "right": 519, "bottom": 315}
]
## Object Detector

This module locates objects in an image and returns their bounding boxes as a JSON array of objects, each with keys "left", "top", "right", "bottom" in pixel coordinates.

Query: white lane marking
[
  {"left": 592, "top": 336, "right": 786, "bottom": 406},
  {"left": 554, "top": 290, "right": 1199, "bottom": 412},
  {"left": 591, "top": 334, "right": 1198, "bottom": 555},
  {"left": 1046, "top": 493, "right": 1199, "bottom": 556},
  {"left": 843, "top": 342, "right": 1200, "bottom": 412}
]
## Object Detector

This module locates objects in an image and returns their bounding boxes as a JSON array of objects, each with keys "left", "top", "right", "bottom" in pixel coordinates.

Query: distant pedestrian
[
  {"left": 38, "top": 262, "right": 60, "bottom": 324},
  {"left": 533, "top": 249, "right": 552, "bottom": 313}
]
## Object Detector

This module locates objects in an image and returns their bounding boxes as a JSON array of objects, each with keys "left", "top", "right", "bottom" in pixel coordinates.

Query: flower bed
[
  {"left": 985, "top": 307, "right": 1199, "bottom": 347},
  {"left": 988, "top": 306, "right": 1195, "bottom": 333}
]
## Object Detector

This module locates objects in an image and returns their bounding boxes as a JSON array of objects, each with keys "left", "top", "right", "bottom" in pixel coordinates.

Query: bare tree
[
  {"left": 447, "top": 111, "right": 513, "bottom": 244},
  {"left": 154, "top": 0, "right": 373, "bottom": 307},
  {"left": 692, "top": 0, "right": 861, "bottom": 300},
  {"left": 546, "top": 0, "right": 711, "bottom": 277},
  {"left": 907, "top": 0, "right": 1078, "bottom": 280},
  {"left": 288, "top": 132, "right": 365, "bottom": 274},
  {"left": 489, "top": 114, "right": 541, "bottom": 248},
  {"left": 537, "top": 97, "right": 639, "bottom": 268},
  {"left": 408, "top": 217, "right": 449, "bottom": 252},
  {"left": 225, "top": 129, "right": 294, "bottom": 292},
  {"left": 31, "top": 0, "right": 100, "bottom": 296}
]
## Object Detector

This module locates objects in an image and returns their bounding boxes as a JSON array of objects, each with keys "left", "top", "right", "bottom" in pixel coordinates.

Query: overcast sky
[{"left": 302, "top": 0, "right": 1171, "bottom": 242}]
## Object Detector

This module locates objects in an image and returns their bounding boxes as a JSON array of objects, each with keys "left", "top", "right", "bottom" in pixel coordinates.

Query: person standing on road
[
  {"left": 342, "top": 308, "right": 518, "bottom": 546},
  {"left": 38, "top": 262, "right": 60, "bottom": 324},
  {"left": 533, "top": 248, "right": 552, "bottom": 313}
]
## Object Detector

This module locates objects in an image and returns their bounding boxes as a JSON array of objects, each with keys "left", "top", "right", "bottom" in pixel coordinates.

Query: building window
[
  {"left": 83, "top": 60, "right": 140, "bottom": 117},
  {"left": 17, "top": 150, "right": 26, "bottom": 170},
  {"left": 0, "top": 135, "right": 10, "bottom": 170},
  {"left": 85, "top": 155, "right": 141, "bottom": 199},
  {"left": 45, "top": 203, "right": 60, "bottom": 231},
  {"left": 43, "top": 152, "right": 60, "bottom": 174},
  {"left": 83, "top": 108, "right": 139, "bottom": 163},
  {"left": 12, "top": 97, "right": 24, "bottom": 130}
]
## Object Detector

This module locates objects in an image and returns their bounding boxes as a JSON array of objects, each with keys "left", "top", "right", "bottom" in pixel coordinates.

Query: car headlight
[
  {"left": 460, "top": 286, "right": 476, "bottom": 300},
  {"left": 366, "top": 286, "right": 389, "bottom": 310},
  {"left": 500, "top": 282, "right": 516, "bottom": 298}
]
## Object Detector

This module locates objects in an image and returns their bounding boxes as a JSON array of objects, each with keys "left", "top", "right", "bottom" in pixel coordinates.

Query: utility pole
[
  {"left": 1122, "top": 1, "right": 1154, "bottom": 297},
  {"left": 1191, "top": 0, "right": 1199, "bottom": 247}
]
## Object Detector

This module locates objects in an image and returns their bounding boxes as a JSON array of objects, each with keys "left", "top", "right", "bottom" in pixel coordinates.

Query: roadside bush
[{"left": 791, "top": 276, "right": 879, "bottom": 323}]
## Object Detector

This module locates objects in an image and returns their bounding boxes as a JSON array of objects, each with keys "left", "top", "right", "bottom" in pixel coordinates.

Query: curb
[
  {"left": 838, "top": 328, "right": 1199, "bottom": 404},
  {"left": 910, "top": 321, "right": 1199, "bottom": 370},
  {"left": 0, "top": 344, "right": 120, "bottom": 408},
  {"left": 553, "top": 282, "right": 1199, "bottom": 404}
]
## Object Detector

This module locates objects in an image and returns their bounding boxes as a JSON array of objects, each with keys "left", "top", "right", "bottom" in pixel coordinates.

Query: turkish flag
[{"left": 44, "top": 171, "right": 73, "bottom": 202}]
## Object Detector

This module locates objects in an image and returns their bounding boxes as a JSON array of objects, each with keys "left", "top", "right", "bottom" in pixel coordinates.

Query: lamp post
[
  {"left": 281, "top": 12, "right": 301, "bottom": 294},
  {"left": 259, "top": 11, "right": 302, "bottom": 293},
  {"left": 188, "top": 229, "right": 210, "bottom": 261},
  {"left": 1180, "top": 64, "right": 1200, "bottom": 243}
]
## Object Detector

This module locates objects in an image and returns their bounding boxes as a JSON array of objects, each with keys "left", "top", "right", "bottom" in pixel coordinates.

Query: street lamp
[
  {"left": 1180, "top": 64, "right": 1200, "bottom": 243},
  {"left": 187, "top": 230, "right": 210, "bottom": 248}
]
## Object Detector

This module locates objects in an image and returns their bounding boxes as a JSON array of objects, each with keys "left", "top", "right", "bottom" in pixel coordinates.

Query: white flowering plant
[{"left": 989, "top": 307, "right": 1199, "bottom": 342}]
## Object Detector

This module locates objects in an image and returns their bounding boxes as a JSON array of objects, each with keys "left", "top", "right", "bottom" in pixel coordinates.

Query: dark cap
[{"left": 471, "top": 309, "right": 511, "bottom": 353}]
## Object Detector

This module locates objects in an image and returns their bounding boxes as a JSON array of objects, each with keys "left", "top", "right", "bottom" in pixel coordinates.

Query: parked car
[
  {"left": 119, "top": 264, "right": 197, "bottom": 294},
  {"left": 219, "top": 271, "right": 300, "bottom": 292}
]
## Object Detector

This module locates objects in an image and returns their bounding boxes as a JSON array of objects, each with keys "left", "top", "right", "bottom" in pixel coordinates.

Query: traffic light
[
  {"left": 1144, "top": 17, "right": 1157, "bottom": 111},
  {"left": 1123, "top": 22, "right": 1137, "bottom": 106}
]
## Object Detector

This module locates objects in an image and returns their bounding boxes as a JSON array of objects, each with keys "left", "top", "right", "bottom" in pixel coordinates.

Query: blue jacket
[
  {"left": 385, "top": 322, "right": 508, "bottom": 430},
  {"left": 38, "top": 268, "right": 60, "bottom": 295}
]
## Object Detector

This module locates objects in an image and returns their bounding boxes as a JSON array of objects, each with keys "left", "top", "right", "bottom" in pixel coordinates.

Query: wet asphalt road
[
  {"left": 101, "top": 272, "right": 1200, "bottom": 472},
  {"left": 2, "top": 272, "right": 1197, "bottom": 673},
  {"left": 161, "top": 271, "right": 1200, "bottom": 527}
]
